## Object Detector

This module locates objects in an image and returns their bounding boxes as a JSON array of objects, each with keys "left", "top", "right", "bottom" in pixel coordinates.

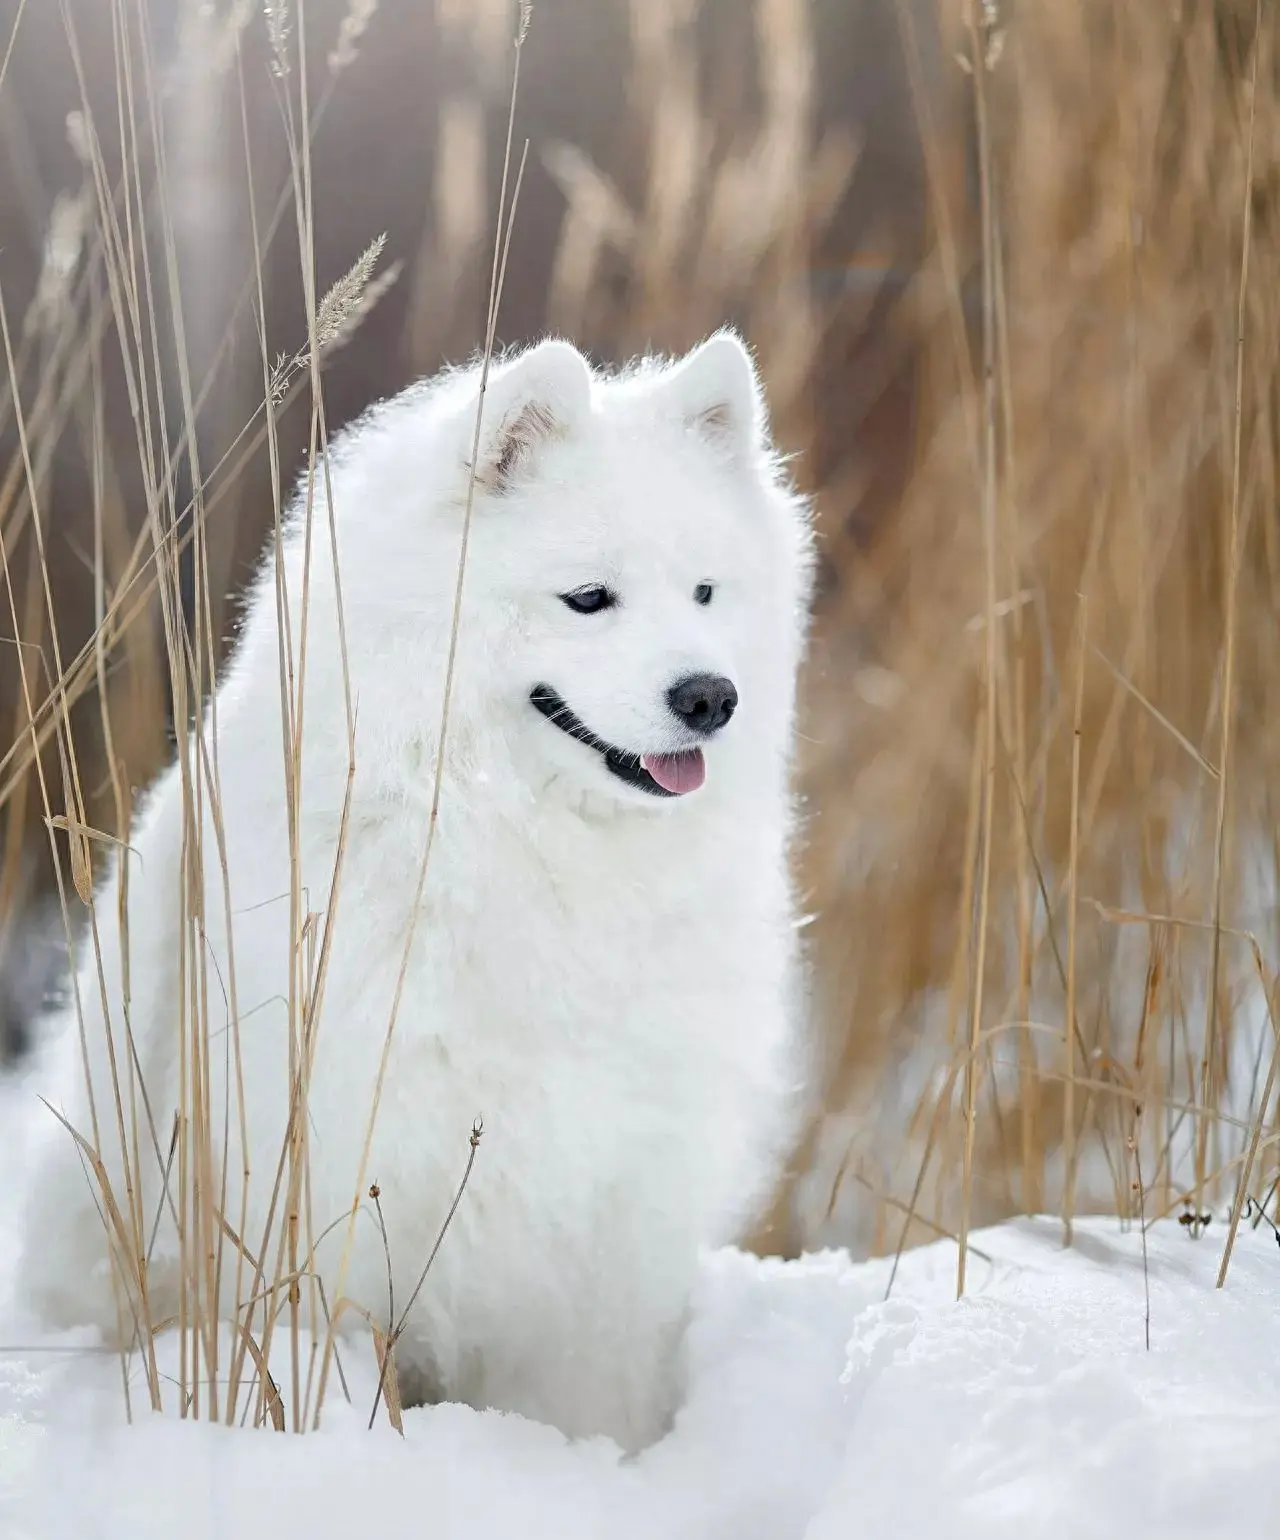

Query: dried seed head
[
  {"left": 313, "top": 233, "right": 388, "bottom": 353},
  {"left": 328, "top": 0, "right": 379, "bottom": 76},
  {"left": 29, "top": 188, "right": 90, "bottom": 337},
  {"left": 264, "top": 0, "right": 290, "bottom": 77}
]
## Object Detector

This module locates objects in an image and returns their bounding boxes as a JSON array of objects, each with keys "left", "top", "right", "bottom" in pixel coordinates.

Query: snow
[{"left": 2, "top": 1074, "right": 1278, "bottom": 1539}]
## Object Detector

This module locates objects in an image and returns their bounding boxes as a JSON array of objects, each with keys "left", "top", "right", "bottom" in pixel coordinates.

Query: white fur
[{"left": 15, "top": 331, "right": 814, "bottom": 1451}]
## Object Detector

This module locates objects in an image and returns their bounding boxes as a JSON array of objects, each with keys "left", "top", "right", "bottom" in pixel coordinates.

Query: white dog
[{"left": 16, "top": 331, "right": 814, "bottom": 1451}]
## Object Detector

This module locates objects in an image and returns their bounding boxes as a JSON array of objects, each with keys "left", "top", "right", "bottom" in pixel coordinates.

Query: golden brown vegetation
[{"left": 797, "top": 0, "right": 1280, "bottom": 1282}]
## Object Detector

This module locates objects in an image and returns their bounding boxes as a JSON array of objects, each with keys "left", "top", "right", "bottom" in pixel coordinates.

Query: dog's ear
[
  {"left": 469, "top": 339, "right": 592, "bottom": 495},
  {"left": 661, "top": 330, "right": 765, "bottom": 464}
]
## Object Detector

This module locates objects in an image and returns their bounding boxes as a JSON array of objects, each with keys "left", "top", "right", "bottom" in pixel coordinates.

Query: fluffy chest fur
[
  {"left": 195, "top": 704, "right": 795, "bottom": 1243},
  {"left": 171, "top": 718, "right": 797, "bottom": 1445}
]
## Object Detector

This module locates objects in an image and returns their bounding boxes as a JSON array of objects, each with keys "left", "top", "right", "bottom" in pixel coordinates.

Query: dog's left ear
[
  {"left": 663, "top": 331, "right": 765, "bottom": 464},
  {"left": 471, "top": 339, "right": 593, "bottom": 494}
]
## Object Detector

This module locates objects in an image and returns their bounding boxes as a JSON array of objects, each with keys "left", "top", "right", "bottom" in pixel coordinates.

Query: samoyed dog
[{"left": 16, "top": 330, "right": 813, "bottom": 1451}]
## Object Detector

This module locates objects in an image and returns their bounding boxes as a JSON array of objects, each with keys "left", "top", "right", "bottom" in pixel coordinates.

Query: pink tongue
[{"left": 641, "top": 748, "right": 706, "bottom": 795}]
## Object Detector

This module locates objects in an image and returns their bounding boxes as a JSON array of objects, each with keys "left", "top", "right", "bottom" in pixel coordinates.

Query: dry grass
[
  {"left": 796, "top": 0, "right": 1280, "bottom": 1275},
  {"left": 0, "top": 0, "right": 489, "bottom": 1428},
  {"left": 2, "top": 0, "right": 1279, "bottom": 1432}
]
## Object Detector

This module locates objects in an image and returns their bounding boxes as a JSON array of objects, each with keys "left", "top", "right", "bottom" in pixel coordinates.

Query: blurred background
[{"left": 2, "top": 0, "right": 1279, "bottom": 1267}]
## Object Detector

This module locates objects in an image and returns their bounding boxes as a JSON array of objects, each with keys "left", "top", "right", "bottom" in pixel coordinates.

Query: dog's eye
[
  {"left": 561, "top": 585, "right": 618, "bottom": 615},
  {"left": 693, "top": 582, "right": 715, "bottom": 607}
]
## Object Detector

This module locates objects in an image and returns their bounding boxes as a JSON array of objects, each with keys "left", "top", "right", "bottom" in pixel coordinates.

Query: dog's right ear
[{"left": 467, "top": 339, "right": 592, "bottom": 495}]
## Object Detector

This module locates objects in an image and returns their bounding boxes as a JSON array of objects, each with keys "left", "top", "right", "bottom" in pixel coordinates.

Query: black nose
[{"left": 667, "top": 673, "right": 738, "bottom": 736}]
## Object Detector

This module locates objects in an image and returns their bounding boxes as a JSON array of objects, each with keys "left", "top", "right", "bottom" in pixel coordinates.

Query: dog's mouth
[{"left": 529, "top": 685, "right": 706, "bottom": 797}]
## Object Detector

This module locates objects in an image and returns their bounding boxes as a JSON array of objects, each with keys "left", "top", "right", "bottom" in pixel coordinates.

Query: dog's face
[
  {"left": 518, "top": 499, "right": 754, "bottom": 806},
  {"left": 461, "top": 335, "right": 811, "bottom": 811}
]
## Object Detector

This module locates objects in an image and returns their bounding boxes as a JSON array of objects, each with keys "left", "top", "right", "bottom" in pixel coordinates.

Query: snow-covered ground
[{"left": 2, "top": 1075, "right": 1277, "bottom": 1540}]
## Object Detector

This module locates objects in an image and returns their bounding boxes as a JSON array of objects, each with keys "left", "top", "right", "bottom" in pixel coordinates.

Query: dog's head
[
  {"left": 435, "top": 333, "right": 812, "bottom": 812},
  {"left": 324, "top": 332, "right": 812, "bottom": 815}
]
